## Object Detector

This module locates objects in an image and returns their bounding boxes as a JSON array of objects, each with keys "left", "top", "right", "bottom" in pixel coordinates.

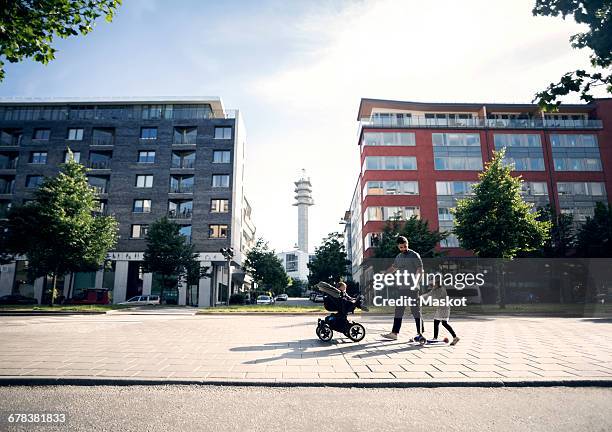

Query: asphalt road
[{"left": 0, "top": 385, "right": 609, "bottom": 432}]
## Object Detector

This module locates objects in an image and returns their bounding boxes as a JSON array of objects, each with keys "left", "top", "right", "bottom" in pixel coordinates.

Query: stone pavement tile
[
  {"left": 497, "top": 371, "right": 542, "bottom": 379},
  {"left": 95, "top": 363, "right": 142, "bottom": 371},
  {"left": 439, "top": 358, "right": 477, "bottom": 365},
  {"left": 400, "top": 365, "right": 440, "bottom": 372},
  {"left": 93, "top": 370, "right": 138, "bottom": 378},
  {"left": 57, "top": 362, "right": 96, "bottom": 370},
  {"left": 463, "top": 358, "right": 508, "bottom": 365},
  {"left": 349, "top": 365, "right": 370, "bottom": 373},
  {"left": 531, "top": 370, "right": 578, "bottom": 378},
  {"left": 527, "top": 363, "right": 578, "bottom": 372},
  {"left": 356, "top": 372, "right": 394, "bottom": 379},
  {"left": 281, "top": 372, "right": 318, "bottom": 379},
  {"left": 163, "top": 364, "right": 201, "bottom": 373},
  {"left": 431, "top": 364, "right": 473, "bottom": 372},
  {"left": 284, "top": 359, "right": 318, "bottom": 366},
  {"left": 367, "top": 364, "right": 406, "bottom": 373},
  {"left": 229, "top": 365, "right": 269, "bottom": 373},
  {"left": 245, "top": 372, "right": 283, "bottom": 379},
  {"left": 266, "top": 365, "right": 301, "bottom": 373},
  {"left": 391, "top": 371, "right": 430, "bottom": 379},
  {"left": 565, "top": 363, "right": 612, "bottom": 372},
  {"left": 462, "top": 371, "right": 504, "bottom": 378},
  {"left": 376, "top": 358, "right": 409, "bottom": 365},
  {"left": 498, "top": 364, "right": 543, "bottom": 372},
  {"left": 299, "top": 365, "right": 335, "bottom": 373},
  {"left": 427, "top": 371, "right": 468, "bottom": 379},
  {"left": 130, "top": 370, "right": 175, "bottom": 378},
  {"left": 207, "top": 372, "right": 248, "bottom": 379},
  {"left": 464, "top": 364, "right": 506, "bottom": 372},
  {"left": 319, "top": 372, "right": 358, "bottom": 379}
]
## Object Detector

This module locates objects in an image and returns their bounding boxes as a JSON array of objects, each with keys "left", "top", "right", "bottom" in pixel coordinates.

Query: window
[
  {"left": 436, "top": 181, "right": 476, "bottom": 196},
  {"left": 522, "top": 182, "right": 548, "bottom": 196},
  {"left": 33, "top": 129, "right": 50, "bottom": 140},
  {"left": 141, "top": 105, "right": 164, "bottom": 120},
  {"left": 209, "top": 224, "right": 228, "bottom": 238},
  {"left": 212, "top": 175, "right": 230, "bottom": 188},
  {"left": 213, "top": 150, "right": 231, "bottom": 163},
  {"left": 173, "top": 104, "right": 212, "bottom": 120},
  {"left": 140, "top": 127, "right": 157, "bottom": 140},
  {"left": 173, "top": 127, "right": 197, "bottom": 144},
  {"left": 363, "top": 181, "right": 419, "bottom": 196},
  {"left": 67, "top": 128, "right": 84, "bottom": 141},
  {"left": 171, "top": 151, "right": 195, "bottom": 168},
  {"left": 26, "top": 175, "right": 43, "bottom": 188},
  {"left": 286, "top": 254, "right": 298, "bottom": 272},
  {"left": 361, "top": 132, "right": 416, "bottom": 146},
  {"left": 92, "top": 128, "right": 114, "bottom": 145},
  {"left": 550, "top": 134, "right": 598, "bottom": 147},
  {"left": 29, "top": 152, "right": 47, "bottom": 164},
  {"left": 135, "top": 175, "right": 153, "bottom": 188},
  {"left": 88, "top": 151, "right": 112, "bottom": 169},
  {"left": 363, "top": 156, "right": 417, "bottom": 171},
  {"left": 133, "top": 199, "right": 151, "bottom": 213},
  {"left": 131, "top": 224, "right": 149, "bottom": 239},
  {"left": 88, "top": 176, "right": 109, "bottom": 194},
  {"left": 137, "top": 151, "right": 155, "bottom": 163},
  {"left": 434, "top": 156, "right": 483, "bottom": 170},
  {"left": 364, "top": 206, "right": 420, "bottom": 222},
  {"left": 214, "top": 127, "right": 232, "bottom": 139},
  {"left": 169, "top": 175, "right": 194, "bottom": 193},
  {"left": 494, "top": 134, "right": 541, "bottom": 148},
  {"left": 432, "top": 133, "right": 480, "bottom": 146},
  {"left": 179, "top": 225, "right": 192, "bottom": 242},
  {"left": 65, "top": 151, "right": 81, "bottom": 163},
  {"left": 557, "top": 182, "right": 606, "bottom": 197},
  {"left": 211, "top": 199, "right": 229, "bottom": 213},
  {"left": 168, "top": 200, "right": 193, "bottom": 218}
]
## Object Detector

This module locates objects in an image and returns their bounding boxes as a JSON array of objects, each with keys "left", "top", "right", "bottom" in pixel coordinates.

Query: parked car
[
  {"left": 309, "top": 292, "right": 318, "bottom": 302},
  {"left": 275, "top": 294, "right": 288, "bottom": 301},
  {"left": 313, "top": 294, "right": 325, "bottom": 303},
  {"left": 117, "top": 295, "right": 161, "bottom": 306},
  {"left": 256, "top": 295, "right": 274, "bottom": 305},
  {"left": 67, "top": 288, "right": 110, "bottom": 305},
  {"left": 0, "top": 294, "right": 38, "bottom": 305}
]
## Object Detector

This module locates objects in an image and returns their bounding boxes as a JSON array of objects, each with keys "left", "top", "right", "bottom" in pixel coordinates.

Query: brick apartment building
[
  {"left": 0, "top": 97, "right": 255, "bottom": 306},
  {"left": 345, "top": 97, "right": 612, "bottom": 281}
]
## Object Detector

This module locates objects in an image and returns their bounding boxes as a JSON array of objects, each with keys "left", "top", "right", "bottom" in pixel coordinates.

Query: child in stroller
[{"left": 315, "top": 281, "right": 367, "bottom": 342}]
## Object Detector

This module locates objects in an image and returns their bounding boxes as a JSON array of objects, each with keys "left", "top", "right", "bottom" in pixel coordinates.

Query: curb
[
  {"left": 0, "top": 311, "right": 107, "bottom": 316},
  {"left": 1, "top": 377, "right": 611, "bottom": 388}
]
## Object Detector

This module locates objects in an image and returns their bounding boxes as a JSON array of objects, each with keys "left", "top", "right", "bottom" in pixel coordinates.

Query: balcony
[
  {"left": 171, "top": 159, "right": 195, "bottom": 169},
  {"left": 87, "top": 160, "right": 111, "bottom": 170},
  {"left": 0, "top": 184, "right": 14, "bottom": 195},
  {"left": 168, "top": 209, "right": 193, "bottom": 219},
  {"left": 358, "top": 116, "right": 604, "bottom": 132},
  {"left": 169, "top": 184, "right": 194, "bottom": 194},
  {"left": 0, "top": 160, "right": 17, "bottom": 169}
]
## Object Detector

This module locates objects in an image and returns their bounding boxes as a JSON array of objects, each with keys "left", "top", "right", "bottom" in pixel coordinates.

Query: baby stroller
[{"left": 315, "top": 282, "right": 366, "bottom": 342}]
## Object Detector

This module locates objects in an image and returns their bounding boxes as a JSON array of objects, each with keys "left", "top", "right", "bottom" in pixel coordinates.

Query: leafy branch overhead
[
  {"left": 532, "top": 0, "right": 612, "bottom": 109},
  {"left": 0, "top": 0, "right": 123, "bottom": 81}
]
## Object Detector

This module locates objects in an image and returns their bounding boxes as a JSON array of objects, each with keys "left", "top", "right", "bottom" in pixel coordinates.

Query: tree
[
  {"left": 307, "top": 233, "right": 349, "bottom": 287},
  {"left": 373, "top": 216, "right": 448, "bottom": 259},
  {"left": 5, "top": 155, "right": 118, "bottom": 303},
  {"left": 142, "top": 217, "right": 196, "bottom": 303},
  {"left": 243, "top": 238, "right": 288, "bottom": 293},
  {"left": 541, "top": 204, "right": 576, "bottom": 257},
  {"left": 532, "top": 0, "right": 612, "bottom": 109},
  {"left": 576, "top": 201, "right": 612, "bottom": 257},
  {"left": 286, "top": 278, "right": 306, "bottom": 297},
  {"left": 453, "top": 149, "right": 551, "bottom": 306},
  {"left": 0, "top": 0, "right": 122, "bottom": 81}
]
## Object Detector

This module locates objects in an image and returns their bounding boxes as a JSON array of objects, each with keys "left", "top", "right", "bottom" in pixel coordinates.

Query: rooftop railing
[{"left": 359, "top": 116, "right": 603, "bottom": 130}]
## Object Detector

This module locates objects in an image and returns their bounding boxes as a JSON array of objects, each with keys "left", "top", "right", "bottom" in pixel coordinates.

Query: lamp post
[{"left": 220, "top": 248, "right": 234, "bottom": 306}]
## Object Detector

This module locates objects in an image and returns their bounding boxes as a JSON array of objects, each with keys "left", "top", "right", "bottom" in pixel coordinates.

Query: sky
[{"left": 1, "top": 0, "right": 606, "bottom": 253}]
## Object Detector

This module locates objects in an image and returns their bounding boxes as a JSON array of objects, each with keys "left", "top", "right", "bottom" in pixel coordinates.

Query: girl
[{"left": 422, "top": 281, "right": 460, "bottom": 346}]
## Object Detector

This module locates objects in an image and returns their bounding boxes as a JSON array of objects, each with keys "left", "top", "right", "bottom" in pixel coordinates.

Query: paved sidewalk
[{"left": 0, "top": 314, "right": 611, "bottom": 385}]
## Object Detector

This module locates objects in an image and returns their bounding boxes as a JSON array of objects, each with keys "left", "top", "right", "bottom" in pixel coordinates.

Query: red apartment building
[{"left": 345, "top": 98, "right": 612, "bottom": 279}]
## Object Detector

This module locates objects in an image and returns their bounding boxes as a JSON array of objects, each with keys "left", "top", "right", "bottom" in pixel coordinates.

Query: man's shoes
[
  {"left": 381, "top": 332, "right": 398, "bottom": 340},
  {"left": 450, "top": 337, "right": 460, "bottom": 346}
]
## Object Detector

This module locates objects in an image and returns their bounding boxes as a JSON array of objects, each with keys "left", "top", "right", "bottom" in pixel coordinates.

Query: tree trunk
[{"left": 50, "top": 274, "right": 57, "bottom": 307}]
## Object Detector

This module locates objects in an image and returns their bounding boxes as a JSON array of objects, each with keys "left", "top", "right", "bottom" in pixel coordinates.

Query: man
[{"left": 381, "top": 236, "right": 424, "bottom": 341}]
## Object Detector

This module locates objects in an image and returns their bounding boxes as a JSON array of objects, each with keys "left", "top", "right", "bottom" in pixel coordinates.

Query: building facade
[
  {"left": 0, "top": 96, "right": 253, "bottom": 306},
  {"left": 347, "top": 97, "right": 612, "bottom": 278}
]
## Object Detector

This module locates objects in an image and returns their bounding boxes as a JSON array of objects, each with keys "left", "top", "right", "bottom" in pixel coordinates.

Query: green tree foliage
[
  {"left": 5, "top": 155, "right": 118, "bottom": 302},
  {"left": 576, "top": 201, "right": 612, "bottom": 257},
  {"left": 0, "top": 0, "right": 122, "bottom": 81},
  {"left": 532, "top": 0, "right": 612, "bottom": 109},
  {"left": 453, "top": 149, "right": 551, "bottom": 258},
  {"left": 142, "top": 217, "right": 197, "bottom": 303},
  {"left": 286, "top": 278, "right": 307, "bottom": 297},
  {"left": 540, "top": 204, "right": 576, "bottom": 257},
  {"left": 307, "top": 233, "right": 349, "bottom": 286},
  {"left": 373, "top": 216, "right": 448, "bottom": 259},
  {"left": 244, "top": 238, "right": 288, "bottom": 293}
]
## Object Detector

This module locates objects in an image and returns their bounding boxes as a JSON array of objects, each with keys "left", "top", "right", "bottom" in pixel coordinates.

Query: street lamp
[{"left": 220, "top": 248, "right": 234, "bottom": 306}]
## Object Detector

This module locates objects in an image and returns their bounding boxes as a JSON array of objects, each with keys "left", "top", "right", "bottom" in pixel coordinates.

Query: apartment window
[
  {"left": 179, "top": 225, "right": 192, "bottom": 242},
  {"left": 137, "top": 151, "right": 155, "bottom": 163},
  {"left": 133, "top": 199, "right": 151, "bottom": 213},
  {"left": 171, "top": 151, "right": 196, "bottom": 168},
  {"left": 436, "top": 181, "right": 476, "bottom": 196},
  {"left": 92, "top": 128, "right": 114, "bottom": 145},
  {"left": 494, "top": 134, "right": 541, "bottom": 148},
  {"left": 550, "top": 134, "right": 598, "bottom": 147},
  {"left": 551, "top": 134, "right": 602, "bottom": 172},
  {"left": 209, "top": 224, "right": 228, "bottom": 238},
  {"left": 173, "top": 126, "right": 197, "bottom": 144},
  {"left": 364, "top": 206, "right": 420, "bottom": 222},
  {"left": 140, "top": 127, "right": 157, "bottom": 140},
  {"left": 434, "top": 156, "right": 482, "bottom": 170},
  {"left": 88, "top": 151, "right": 112, "bottom": 169},
  {"left": 169, "top": 175, "right": 194, "bottom": 193},
  {"left": 211, "top": 199, "right": 229, "bottom": 213},
  {"left": 168, "top": 200, "right": 193, "bottom": 218},
  {"left": 26, "top": 175, "right": 44, "bottom": 189},
  {"left": 64, "top": 151, "right": 81, "bottom": 163},
  {"left": 438, "top": 207, "right": 453, "bottom": 221},
  {"left": 363, "top": 156, "right": 417, "bottom": 171},
  {"left": 0, "top": 129, "right": 23, "bottom": 146},
  {"left": 557, "top": 182, "right": 606, "bottom": 197},
  {"left": 425, "top": 113, "right": 474, "bottom": 126},
  {"left": 93, "top": 200, "right": 106, "bottom": 215},
  {"left": 173, "top": 104, "right": 213, "bottom": 120},
  {"left": 29, "top": 152, "right": 47, "bottom": 164},
  {"left": 432, "top": 133, "right": 480, "bottom": 146},
  {"left": 33, "top": 129, "right": 50, "bottom": 140},
  {"left": 135, "top": 175, "right": 153, "bottom": 188},
  {"left": 131, "top": 224, "right": 149, "bottom": 239},
  {"left": 494, "top": 134, "right": 544, "bottom": 171},
  {"left": 213, "top": 150, "right": 231, "bottom": 163},
  {"left": 67, "top": 128, "right": 84, "bottom": 141},
  {"left": 212, "top": 174, "right": 230, "bottom": 188},
  {"left": 214, "top": 127, "right": 232, "bottom": 139},
  {"left": 363, "top": 181, "right": 419, "bottom": 196},
  {"left": 522, "top": 182, "right": 549, "bottom": 196},
  {"left": 88, "top": 176, "right": 109, "bottom": 194},
  {"left": 361, "top": 132, "right": 416, "bottom": 146},
  {"left": 141, "top": 105, "right": 164, "bottom": 120}
]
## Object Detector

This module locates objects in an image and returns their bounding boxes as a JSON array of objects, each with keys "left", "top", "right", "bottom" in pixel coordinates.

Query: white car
[
  {"left": 314, "top": 294, "right": 325, "bottom": 303},
  {"left": 275, "top": 294, "right": 288, "bottom": 301},
  {"left": 256, "top": 295, "right": 274, "bottom": 305},
  {"left": 118, "top": 295, "right": 161, "bottom": 306}
]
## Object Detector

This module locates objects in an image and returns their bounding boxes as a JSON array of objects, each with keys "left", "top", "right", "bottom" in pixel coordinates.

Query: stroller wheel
[
  {"left": 316, "top": 323, "right": 333, "bottom": 342},
  {"left": 347, "top": 323, "right": 366, "bottom": 342}
]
